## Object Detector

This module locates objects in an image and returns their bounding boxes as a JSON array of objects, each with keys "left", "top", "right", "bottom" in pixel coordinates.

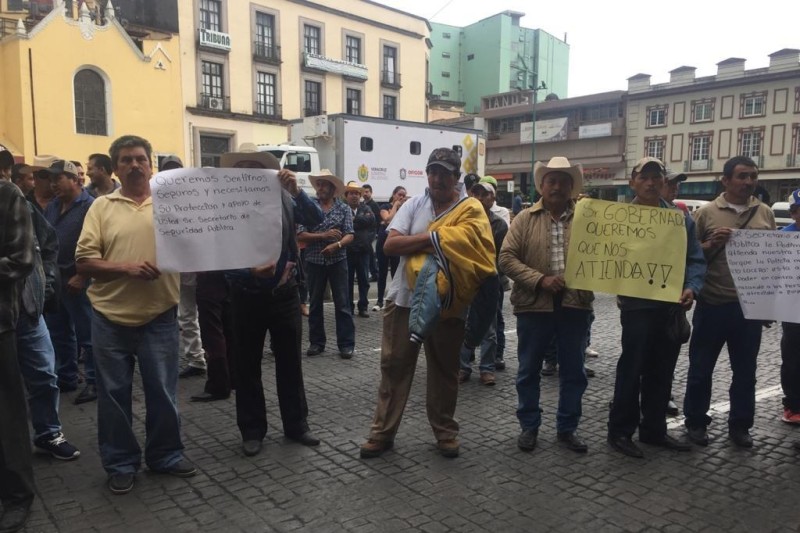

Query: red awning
[{"left": 489, "top": 173, "right": 514, "bottom": 181}]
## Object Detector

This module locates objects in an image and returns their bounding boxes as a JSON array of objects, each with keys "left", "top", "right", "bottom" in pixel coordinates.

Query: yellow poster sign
[{"left": 565, "top": 199, "right": 687, "bottom": 302}]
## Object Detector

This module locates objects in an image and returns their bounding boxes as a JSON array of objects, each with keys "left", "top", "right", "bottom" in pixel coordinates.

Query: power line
[{"left": 428, "top": 0, "right": 456, "bottom": 21}]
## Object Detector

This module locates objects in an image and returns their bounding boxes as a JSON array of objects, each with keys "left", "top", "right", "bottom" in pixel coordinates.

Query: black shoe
[
  {"left": 306, "top": 345, "right": 324, "bottom": 357},
  {"left": 557, "top": 431, "right": 588, "bottom": 453},
  {"left": 287, "top": 431, "right": 320, "bottom": 447},
  {"left": 729, "top": 428, "right": 753, "bottom": 448},
  {"left": 0, "top": 503, "right": 31, "bottom": 532},
  {"left": 639, "top": 433, "right": 691, "bottom": 451},
  {"left": 242, "top": 439, "right": 263, "bottom": 457},
  {"left": 190, "top": 391, "right": 230, "bottom": 402},
  {"left": 339, "top": 348, "right": 354, "bottom": 359},
  {"left": 107, "top": 473, "right": 135, "bottom": 495},
  {"left": 686, "top": 425, "right": 709, "bottom": 446},
  {"left": 608, "top": 434, "right": 644, "bottom": 458},
  {"left": 179, "top": 366, "right": 205, "bottom": 378},
  {"left": 74, "top": 384, "right": 98, "bottom": 405},
  {"left": 666, "top": 399, "right": 680, "bottom": 417},
  {"left": 584, "top": 366, "right": 596, "bottom": 378},
  {"left": 495, "top": 358, "right": 506, "bottom": 371},
  {"left": 540, "top": 362, "right": 557, "bottom": 376},
  {"left": 517, "top": 429, "right": 538, "bottom": 451},
  {"left": 150, "top": 460, "right": 197, "bottom": 478},
  {"left": 357, "top": 310, "right": 369, "bottom": 318},
  {"left": 58, "top": 380, "right": 78, "bottom": 392}
]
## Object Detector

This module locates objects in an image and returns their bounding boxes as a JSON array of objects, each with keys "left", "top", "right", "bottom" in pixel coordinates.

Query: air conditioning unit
[{"left": 207, "top": 97, "right": 224, "bottom": 110}]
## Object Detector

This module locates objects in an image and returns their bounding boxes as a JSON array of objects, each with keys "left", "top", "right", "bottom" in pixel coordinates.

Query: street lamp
[{"left": 529, "top": 79, "right": 547, "bottom": 189}]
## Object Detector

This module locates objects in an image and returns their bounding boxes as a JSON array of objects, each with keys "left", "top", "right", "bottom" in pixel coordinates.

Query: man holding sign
[
  {"left": 683, "top": 156, "right": 775, "bottom": 448},
  {"left": 606, "top": 158, "right": 705, "bottom": 458},
  {"left": 499, "top": 156, "right": 594, "bottom": 454}
]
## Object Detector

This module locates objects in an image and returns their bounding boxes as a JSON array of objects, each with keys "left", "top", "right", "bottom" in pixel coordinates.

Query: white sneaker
[
  {"left": 372, "top": 303, "right": 383, "bottom": 312},
  {"left": 585, "top": 347, "right": 599, "bottom": 358}
]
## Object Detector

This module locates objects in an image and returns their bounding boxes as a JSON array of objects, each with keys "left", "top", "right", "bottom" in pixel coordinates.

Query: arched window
[{"left": 74, "top": 69, "right": 107, "bottom": 135}]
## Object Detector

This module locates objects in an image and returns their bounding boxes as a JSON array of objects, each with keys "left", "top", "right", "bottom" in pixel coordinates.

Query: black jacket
[
  {"left": 348, "top": 203, "right": 376, "bottom": 254},
  {"left": 0, "top": 181, "right": 34, "bottom": 334}
]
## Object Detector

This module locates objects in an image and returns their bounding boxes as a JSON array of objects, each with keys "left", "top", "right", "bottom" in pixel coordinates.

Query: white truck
[{"left": 258, "top": 114, "right": 486, "bottom": 201}]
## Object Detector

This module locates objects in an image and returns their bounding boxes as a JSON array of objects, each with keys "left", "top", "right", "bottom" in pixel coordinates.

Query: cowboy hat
[
  {"left": 310, "top": 169, "right": 345, "bottom": 197},
  {"left": 533, "top": 156, "right": 583, "bottom": 195},
  {"left": 344, "top": 180, "right": 363, "bottom": 194},
  {"left": 29, "top": 154, "right": 60, "bottom": 171},
  {"left": 220, "top": 142, "right": 280, "bottom": 170}
]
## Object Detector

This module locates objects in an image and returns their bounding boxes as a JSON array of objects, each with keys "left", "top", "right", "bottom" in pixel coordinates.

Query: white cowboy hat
[
  {"left": 533, "top": 156, "right": 583, "bottom": 195},
  {"left": 220, "top": 142, "right": 280, "bottom": 170},
  {"left": 310, "top": 169, "right": 345, "bottom": 197}
]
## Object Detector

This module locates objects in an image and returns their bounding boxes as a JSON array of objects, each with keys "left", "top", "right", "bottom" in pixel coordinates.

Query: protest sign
[
  {"left": 565, "top": 199, "right": 687, "bottom": 302},
  {"left": 727, "top": 229, "right": 800, "bottom": 322},
  {"left": 151, "top": 168, "right": 282, "bottom": 272}
]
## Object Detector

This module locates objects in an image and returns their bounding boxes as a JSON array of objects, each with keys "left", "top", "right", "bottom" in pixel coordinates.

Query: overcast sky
[{"left": 376, "top": 0, "right": 798, "bottom": 97}]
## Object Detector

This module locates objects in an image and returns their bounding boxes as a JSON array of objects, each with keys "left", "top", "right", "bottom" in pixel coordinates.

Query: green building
[{"left": 429, "top": 11, "right": 569, "bottom": 114}]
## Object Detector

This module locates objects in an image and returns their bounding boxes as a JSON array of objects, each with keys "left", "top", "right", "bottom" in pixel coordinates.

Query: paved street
[{"left": 20, "top": 292, "right": 800, "bottom": 533}]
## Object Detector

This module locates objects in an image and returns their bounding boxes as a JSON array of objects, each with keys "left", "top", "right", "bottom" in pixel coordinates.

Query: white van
[
  {"left": 676, "top": 199, "right": 708, "bottom": 213},
  {"left": 771, "top": 202, "right": 792, "bottom": 229}
]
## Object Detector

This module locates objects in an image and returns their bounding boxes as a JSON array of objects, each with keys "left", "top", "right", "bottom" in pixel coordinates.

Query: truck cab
[{"left": 256, "top": 144, "right": 320, "bottom": 196}]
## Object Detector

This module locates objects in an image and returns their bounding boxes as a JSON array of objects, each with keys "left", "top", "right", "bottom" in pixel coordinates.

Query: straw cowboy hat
[
  {"left": 310, "top": 169, "right": 345, "bottom": 197},
  {"left": 29, "top": 154, "right": 60, "bottom": 171},
  {"left": 220, "top": 142, "right": 280, "bottom": 170},
  {"left": 344, "top": 180, "right": 363, "bottom": 195},
  {"left": 533, "top": 156, "right": 583, "bottom": 195}
]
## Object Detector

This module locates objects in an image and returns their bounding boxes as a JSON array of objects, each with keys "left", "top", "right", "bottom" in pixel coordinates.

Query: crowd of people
[{"left": 1, "top": 138, "right": 799, "bottom": 532}]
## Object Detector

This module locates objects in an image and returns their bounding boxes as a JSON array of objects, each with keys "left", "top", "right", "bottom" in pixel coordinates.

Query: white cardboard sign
[
  {"left": 726, "top": 229, "right": 800, "bottom": 322},
  {"left": 151, "top": 168, "right": 282, "bottom": 272}
]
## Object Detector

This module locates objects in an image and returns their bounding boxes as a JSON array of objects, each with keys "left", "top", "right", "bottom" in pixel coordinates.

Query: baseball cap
[
  {"left": 161, "top": 155, "right": 184, "bottom": 170},
  {"left": 632, "top": 157, "right": 666, "bottom": 175},
  {"left": 665, "top": 170, "right": 687, "bottom": 183},
  {"left": 471, "top": 182, "right": 495, "bottom": 195},
  {"left": 789, "top": 189, "right": 800, "bottom": 208},
  {"left": 426, "top": 148, "right": 461, "bottom": 173},
  {"left": 480, "top": 175, "right": 498, "bottom": 188},
  {"left": 40, "top": 160, "right": 79, "bottom": 179}
]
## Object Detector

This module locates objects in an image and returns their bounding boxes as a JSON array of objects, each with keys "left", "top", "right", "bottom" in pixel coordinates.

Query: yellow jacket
[{"left": 406, "top": 197, "right": 497, "bottom": 319}]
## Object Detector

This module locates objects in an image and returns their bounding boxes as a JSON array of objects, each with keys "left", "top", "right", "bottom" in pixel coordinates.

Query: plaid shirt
[
  {"left": 298, "top": 198, "right": 354, "bottom": 265},
  {"left": 549, "top": 210, "right": 568, "bottom": 276}
]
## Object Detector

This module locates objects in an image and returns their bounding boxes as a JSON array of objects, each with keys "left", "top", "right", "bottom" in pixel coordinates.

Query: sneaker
[
  {"left": 782, "top": 408, "right": 800, "bottom": 424},
  {"left": 372, "top": 302, "right": 383, "bottom": 312},
  {"left": 495, "top": 357, "right": 506, "bottom": 371},
  {"left": 585, "top": 366, "right": 596, "bottom": 378},
  {"left": 479, "top": 372, "right": 496, "bottom": 386},
  {"left": 34, "top": 432, "right": 80, "bottom": 461},
  {"left": 74, "top": 383, "right": 98, "bottom": 405},
  {"left": 357, "top": 310, "right": 369, "bottom": 318},
  {"left": 150, "top": 460, "right": 197, "bottom": 478},
  {"left": 179, "top": 366, "right": 205, "bottom": 378},
  {"left": 666, "top": 399, "right": 680, "bottom": 417},
  {"left": 541, "top": 362, "right": 557, "bottom": 376},
  {"left": 585, "top": 347, "right": 600, "bottom": 358},
  {"left": 458, "top": 369, "right": 470, "bottom": 383},
  {"left": 359, "top": 438, "right": 393, "bottom": 459},
  {"left": 436, "top": 438, "right": 460, "bottom": 458},
  {"left": 107, "top": 473, "right": 135, "bottom": 495}
]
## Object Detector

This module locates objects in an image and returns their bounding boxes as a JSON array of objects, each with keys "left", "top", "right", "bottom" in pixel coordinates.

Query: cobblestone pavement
[{"left": 20, "top": 292, "right": 800, "bottom": 532}]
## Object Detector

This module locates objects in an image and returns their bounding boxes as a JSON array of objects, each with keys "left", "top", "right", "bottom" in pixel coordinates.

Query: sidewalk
[{"left": 21, "top": 293, "right": 800, "bottom": 532}]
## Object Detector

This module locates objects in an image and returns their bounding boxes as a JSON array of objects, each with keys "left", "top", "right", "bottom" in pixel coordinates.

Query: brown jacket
[
  {"left": 499, "top": 199, "right": 593, "bottom": 314},
  {"left": 693, "top": 193, "right": 775, "bottom": 305}
]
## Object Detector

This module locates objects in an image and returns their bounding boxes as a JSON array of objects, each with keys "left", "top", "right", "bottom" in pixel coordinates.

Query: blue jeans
[
  {"left": 45, "top": 288, "right": 95, "bottom": 386},
  {"left": 92, "top": 307, "right": 184, "bottom": 475},
  {"left": 460, "top": 304, "right": 497, "bottom": 375},
  {"left": 306, "top": 260, "right": 355, "bottom": 351},
  {"left": 683, "top": 301, "right": 762, "bottom": 431},
  {"left": 516, "top": 308, "right": 590, "bottom": 433},
  {"left": 16, "top": 314, "right": 61, "bottom": 439},
  {"left": 347, "top": 251, "right": 371, "bottom": 313}
]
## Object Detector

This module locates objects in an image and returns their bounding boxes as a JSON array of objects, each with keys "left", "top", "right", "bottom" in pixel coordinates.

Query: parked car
[
  {"left": 771, "top": 201, "right": 792, "bottom": 229},
  {"left": 675, "top": 199, "right": 709, "bottom": 213}
]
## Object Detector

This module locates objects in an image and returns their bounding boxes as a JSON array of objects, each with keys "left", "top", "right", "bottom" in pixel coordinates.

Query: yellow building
[
  {"left": 179, "top": 0, "right": 431, "bottom": 165},
  {"left": 0, "top": 1, "right": 184, "bottom": 167}
]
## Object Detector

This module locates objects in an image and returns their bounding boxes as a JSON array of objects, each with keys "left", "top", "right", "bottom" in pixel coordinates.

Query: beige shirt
[
  {"left": 75, "top": 190, "right": 179, "bottom": 326},
  {"left": 693, "top": 193, "right": 776, "bottom": 305}
]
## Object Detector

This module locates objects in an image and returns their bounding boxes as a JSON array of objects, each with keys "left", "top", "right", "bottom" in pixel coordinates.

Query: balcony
[
  {"left": 304, "top": 108, "right": 326, "bottom": 117},
  {"left": 381, "top": 70, "right": 401, "bottom": 89},
  {"left": 253, "top": 41, "right": 281, "bottom": 65},
  {"left": 254, "top": 101, "right": 282, "bottom": 120},
  {"left": 198, "top": 93, "right": 230, "bottom": 113}
]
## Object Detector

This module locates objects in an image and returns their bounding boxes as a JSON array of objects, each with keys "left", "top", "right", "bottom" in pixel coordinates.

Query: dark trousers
[
  {"left": 608, "top": 307, "right": 681, "bottom": 439},
  {"left": 496, "top": 290, "right": 506, "bottom": 359},
  {"left": 196, "top": 272, "right": 235, "bottom": 396},
  {"left": 368, "top": 242, "right": 378, "bottom": 278},
  {"left": 347, "top": 250, "right": 370, "bottom": 313},
  {"left": 0, "top": 331, "right": 35, "bottom": 509},
  {"left": 230, "top": 283, "right": 310, "bottom": 441},
  {"left": 683, "top": 301, "right": 762, "bottom": 431},
  {"left": 781, "top": 322, "right": 800, "bottom": 411},
  {"left": 376, "top": 234, "right": 399, "bottom": 305},
  {"left": 306, "top": 260, "right": 355, "bottom": 350}
]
